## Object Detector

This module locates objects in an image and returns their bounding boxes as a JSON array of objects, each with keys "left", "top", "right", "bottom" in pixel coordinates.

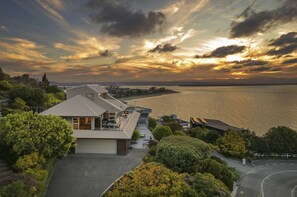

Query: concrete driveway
[
  {"left": 131, "top": 124, "right": 154, "bottom": 149},
  {"left": 46, "top": 149, "right": 147, "bottom": 197}
]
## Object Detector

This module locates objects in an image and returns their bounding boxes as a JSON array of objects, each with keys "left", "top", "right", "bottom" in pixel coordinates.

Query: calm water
[{"left": 127, "top": 85, "right": 297, "bottom": 135}]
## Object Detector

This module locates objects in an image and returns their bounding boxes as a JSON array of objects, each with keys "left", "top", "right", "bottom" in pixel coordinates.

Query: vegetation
[
  {"left": 156, "top": 136, "right": 211, "bottom": 173},
  {"left": 0, "top": 68, "right": 65, "bottom": 115},
  {"left": 105, "top": 163, "right": 190, "bottom": 197},
  {"left": 132, "top": 130, "right": 141, "bottom": 142},
  {"left": 152, "top": 126, "right": 173, "bottom": 141},
  {"left": 186, "top": 127, "right": 221, "bottom": 144},
  {"left": 218, "top": 130, "right": 246, "bottom": 158},
  {"left": 164, "top": 121, "right": 183, "bottom": 134},
  {"left": 148, "top": 117, "right": 157, "bottom": 131}
]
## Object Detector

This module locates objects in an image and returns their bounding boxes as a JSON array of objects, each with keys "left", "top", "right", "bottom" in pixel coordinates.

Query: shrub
[
  {"left": 153, "top": 126, "right": 173, "bottom": 141},
  {"left": 218, "top": 130, "right": 246, "bottom": 158},
  {"left": 14, "top": 152, "right": 45, "bottom": 172},
  {"left": 174, "top": 130, "right": 186, "bottom": 136},
  {"left": 0, "top": 173, "right": 37, "bottom": 188},
  {"left": 186, "top": 173, "right": 231, "bottom": 197},
  {"left": 156, "top": 136, "right": 211, "bottom": 173},
  {"left": 0, "top": 180, "right": 36, "bottom": 197},
  {"left": 132, "top": 130, "right": 141, "bottom": 141},
  {"left": 164, "top": 122, "right": 183, "bottom": 134},
  {"left": 148, "top": 117, "right": 157, "bottom": 131},
  {"left": 196, "top": 159, "right": 239, "bottom": 190},
  {"left": 148, "top": 145, "right": 157, "bottom": 156},
  {"left": 104, "top": 163, "right": 190, "bottom": 197},
  {"left": 1, "top": 111, "right": 74, "bottom": 158},
  {"left": 161, "top": 115, "right": 174, "bottom": 123},
  {"left": 25, "top": 169, "right": 48, "bottom": 196}
]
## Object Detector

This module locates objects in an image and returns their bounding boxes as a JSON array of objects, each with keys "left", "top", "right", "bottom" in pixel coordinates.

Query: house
[
  {"left": 190, "top": 117, "right": 241, "bottom": 135},
  {"left": 40, "top": 85, "right": 140, "bottom": 155}
]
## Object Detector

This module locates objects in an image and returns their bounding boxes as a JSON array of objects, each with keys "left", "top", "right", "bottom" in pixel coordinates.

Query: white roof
[
  {"left": 40, "top": 95, "right": 106, "bottom": 117},
  {"left": 67, "top": 84, "right": 108, "bottom": 94}
]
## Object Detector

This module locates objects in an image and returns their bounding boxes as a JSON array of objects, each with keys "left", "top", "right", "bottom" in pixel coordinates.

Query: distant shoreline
[{"left": 121, "top": 91, "right": 179, "bottom": 101}]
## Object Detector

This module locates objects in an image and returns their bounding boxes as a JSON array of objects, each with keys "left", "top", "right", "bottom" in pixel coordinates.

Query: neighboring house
[
  {"left": 190, "top": 117, "right": 241, "bottom": 135},
  {"left": 126, "top": 106, "right": 152, "bottom": 126},
  {"left": 40, "top": 85, "right": 140, "bottom": 155}
]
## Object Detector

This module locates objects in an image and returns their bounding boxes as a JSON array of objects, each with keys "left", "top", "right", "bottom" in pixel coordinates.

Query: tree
[
  {"left": 132, "top": 130, "right": 141, "bottom": 141},
  {"left": 153, "top": 126, "right": 173, "bottom": 141},
  {"left": 186, "top": 173, "right": 231, "bottom": 197},
  {"left": 0, "top": 67, "right": 10, "bottom": 81},
  {"left": 1, "top": 112, "right": 73, "bottom": 159},
  {"left": 156, "top": 136, "right": 211, "bottom": 173},
  {"left": 218, "top": 130, "right": 246, "bottom": 158},
  {"left": 161, "top": 115, "right": 174, "bottom": 123},
  {"left": 164, "top": 122, "right": 183, "bottom": 134},
  {"left": 105, "top": 163, "right": 190, "bottom": 197},
  {"left": 148, "top": 117, "right": 157, "bottom": 131},
  {"left": 264, "top": 126, "right": 297, "bottom": 153},
  {"left": 0, "top": 80, "right": 12, "bottom": 91},
  {"left": 10, "top": 98, "right": 30, "bottom": 112},
  {"left": 41, "top": 73, "right": 49, "bottom": 87}
]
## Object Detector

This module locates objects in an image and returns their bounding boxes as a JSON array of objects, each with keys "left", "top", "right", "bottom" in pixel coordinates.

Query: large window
[{"left": 72, "top": 117, "right": 92, "bottom": 130}]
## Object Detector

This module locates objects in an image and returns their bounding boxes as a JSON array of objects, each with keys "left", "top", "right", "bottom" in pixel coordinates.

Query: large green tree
[
  {"left": 264, "top": 126, "right": 297, "bottom": 153},
  {"left": 0, "top": 112, "right": 73, "bottom": 159},
  {"left": 153, "top": 126, "right": 173, "bottom": 141},
  {"left": 218, "top": 130, "right": 246, "bottom": 158}
]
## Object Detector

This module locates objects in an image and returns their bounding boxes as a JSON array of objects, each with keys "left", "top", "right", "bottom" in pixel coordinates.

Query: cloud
[
  {"left": 84, "top": 0, "right": 166, "bottom": 37},
  {"left": 269, "top": 32, "right": 297, "bottom": 46},
  {"left": 0, "top": 26, "right": 9, "bottom": 32},
  {"left": 282, "top": 58, "right": 297, "bottom": 65},
  {"left": 231, "top": 59, "right": 268, "bottom": 68},
  {"left": 149, "top": 43, "right": 177, "bottom": 53},
  {"left": 267, "top": 44, "right": 297, "bottom": 56},
  {"left": 195, "top": 45, "right": 246, "bottom": 58},
  {"left": 230, "top": 0, "right": 297, "bottom": 38}
]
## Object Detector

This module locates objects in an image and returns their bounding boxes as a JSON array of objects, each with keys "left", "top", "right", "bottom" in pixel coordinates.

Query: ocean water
[{"left": 127, "top": 85, "right": 297, "bottom": 135}]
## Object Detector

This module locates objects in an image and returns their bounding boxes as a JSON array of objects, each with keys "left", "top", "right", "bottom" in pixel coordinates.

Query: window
[
  {"left": 109, "top": 113, "right": 116, "bottom": 120},
  {"left": 79, "top": 117, "right": 92, "bottom": 130},
  {"left": 73, "top": 117, "right": 79, "bottom": 130}
]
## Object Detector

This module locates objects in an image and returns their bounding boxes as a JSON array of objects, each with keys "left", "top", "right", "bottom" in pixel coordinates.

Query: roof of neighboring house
[
  {"left": 67, "top": 84, "right": 108, "bottom": 94},
  {"left": 190, "top": 117, "right": 241, "bottom": 131},
  {"left": 40, "top": 95, "right": 106, "bottom": 117},
  {"left": 72, "top": 111, "right": 140, "bottom": 139}
]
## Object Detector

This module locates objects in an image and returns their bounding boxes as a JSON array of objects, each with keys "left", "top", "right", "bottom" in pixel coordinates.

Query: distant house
[
  {"left": 190, "top": 117, "right": 241, "bottom": 134},
  {"left": 40, "top": 85, "right": 140, "bottom": 155}
]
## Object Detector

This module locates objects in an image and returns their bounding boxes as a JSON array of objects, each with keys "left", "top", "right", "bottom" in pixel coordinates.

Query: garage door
[{"left": 76, "top": 139, "right": 117, "bottom": 154}]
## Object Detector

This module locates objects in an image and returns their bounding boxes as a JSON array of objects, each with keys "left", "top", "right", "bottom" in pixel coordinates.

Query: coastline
[{"left": 121, "top": 91, "right": 179, "bottom": 101}]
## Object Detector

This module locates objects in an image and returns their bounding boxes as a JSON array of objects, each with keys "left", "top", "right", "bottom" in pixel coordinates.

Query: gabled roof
[
  {"left": 40, "top": 95, "right": 106, "bottom": 117},
  {"left": 67, "top": 84, "right": 108, "bottom": 94}
]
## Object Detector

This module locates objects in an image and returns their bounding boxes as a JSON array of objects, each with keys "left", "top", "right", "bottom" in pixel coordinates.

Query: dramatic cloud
[
  {"left": 195, "top": 45, "right": 246, "bottom": 58},
  {"left": 230, "top": 0, "right": 297, "bottom": 38},
  {"left": 230, "top": 59, "right": 268, "bottom": 68},
  {"left": 84, "top": 0, "right": 166, "bottom": 37},
  {"left": 269, "top": 32, "right": 297, "bottom": 46},
  {"left": 282, "top": 58, "right": 297, "bottom": 65},
  {"left": 149, "top": 43, "right": 177, "bottom": 53},
  {"left": 267, "top": 44, "right": 297, "bottom": 56}
]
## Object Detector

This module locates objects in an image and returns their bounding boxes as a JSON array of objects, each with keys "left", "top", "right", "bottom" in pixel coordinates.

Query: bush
[
  {"left": 153, "top": 126, "right": 173, "bottom": 141},
  {"left": 174, "top": 130, "right": 186, "bottom": 136},
  {"left": 104, "top": 163, "right": 190, "bottom": 197},
  {"left": 186, "top": 173, "right": 231, "bottom": 197},
  {"left": 186, "top": 127, "right": 221, "bottom": 144},
  {"left": 25, "top": 169, "right": 48, "bottom": 196},
  {"left": 164, "top": 122, "right": 183, "bottom": 134},
  {"left": 0, "top": 180, "right": 36, "bottom": 197},
  {"left": 196, "top": 159, "right": 239, "bottom": 190},
  {"left": 161, "top": 115, "right": 174, "bottom": 123},
  {"left": 132, "top": 130, "right": 141, "bottom": 141},
  {"left": 156, "top": 136, "right": 211, "bottom": 173},
  {"left": 14, "top": 152, "right": 45, "bottom": 172},
  {"left": 218, "top": 130, "right": 246, "bottom": 158},
  {"left": 1, "top": 112, "right": 74, "bottom": 158},
  {"left": 0, "top": 173, "right": 37, "bottom": 188},
  {"left": 148, "top": 117, "right": 157, "bottom": 131}
]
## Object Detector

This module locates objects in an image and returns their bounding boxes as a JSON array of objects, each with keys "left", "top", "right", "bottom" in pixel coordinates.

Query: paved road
[
  {"left": 46, "top": 149, "right": 147, "bottom": 197},
  {"left": 131, "top": 123, "right": 154, "bottom": 149},
  {"left": 236, "top": 160, "right": 297, "bottom": 197}
]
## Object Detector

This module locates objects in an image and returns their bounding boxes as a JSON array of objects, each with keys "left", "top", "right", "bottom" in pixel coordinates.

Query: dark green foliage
[
  {"left": 218, "top": 130, "right": 246, "bottom": 158},
  {"left": 153, "top": 126, "right": 173, "bottom": 141},
  {"left": 156, "top": 136, "right": 211, "bottom": 173},
  {"left": 132, "top": 130, "right": 141, "bottom": 141},
  {"left": 0, "top": 80, "right": 12, "bottom": 91},
  {"left": 161, "top": 115, "right": 174, "bottom": 122},
  {"left": 41, "top": 73, "right": 49, "bottom": 87},
  {"left": 165, "top": 121, "right": 183, "bottom": 134},
  {"left": 148, "top": 117, "right": 157, "bottom": 131},
  {"left": 0, "top": 67, "right": 10, "bottom": 81},
  {"left": 196, "top": 159, "right": 239, "bottom": 190},
  {"left": 0, "top": 173, "right": 37, "bottom": 188},
  {"left": 174, "top": 130, "right": 186, "bottom": 136},
  {"left": 264, "top": 126, "right": 297, "bottom": 153},
  {"left": 9, "top": 86, "right": 46, "bottom": 107},
  {"left": 44, "top": 85, "right": 62, "bottom": 94},
  {"left": 186, "top": 173, "right": 231, "bottom": 197},
  {"left": 0, "top": 180, "right": 36, "bottom": 197},
  {"left": 186, "top": 127, "right": 221, "bottom": 144}
]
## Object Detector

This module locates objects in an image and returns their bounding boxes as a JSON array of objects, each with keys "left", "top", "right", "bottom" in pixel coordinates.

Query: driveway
[
  {"left": 46, "top": 149, "right": 147, "bottom": 197},
  {"left": 131, "top": 123, "right": 154, "bottom": 149}
]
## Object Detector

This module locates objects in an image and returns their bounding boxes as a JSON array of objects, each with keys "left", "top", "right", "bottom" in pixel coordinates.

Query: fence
[{"left": 253, "top": 153, "right": 297, "bottom": 159}]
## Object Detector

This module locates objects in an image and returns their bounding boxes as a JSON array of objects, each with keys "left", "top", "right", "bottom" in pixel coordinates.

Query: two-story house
[{"left": 40, "top": 84, "right": 140, "bottom": 155}]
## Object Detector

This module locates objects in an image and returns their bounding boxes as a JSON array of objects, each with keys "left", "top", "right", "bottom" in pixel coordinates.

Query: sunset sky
[{"left": 0, "top": 0, "right": 296, "bottom": 83}]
